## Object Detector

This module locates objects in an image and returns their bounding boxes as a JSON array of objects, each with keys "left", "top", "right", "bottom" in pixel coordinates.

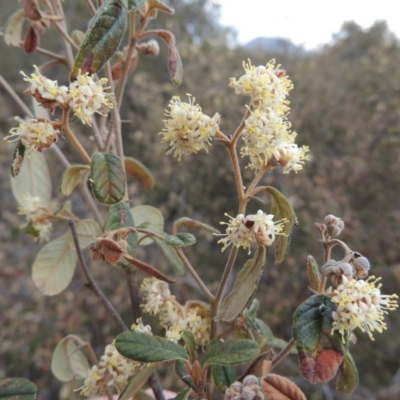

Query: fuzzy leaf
[
  {"left": 165, "top": 233, "right": 196, "bottom": 247},
  {"left": 174, "top": 360, "right": 195, "bottom": 390},
  {"left": 11, "top": 140, "right": 26, "bottom": 178},
  {"left": 217, "top": 246, "right": 266, "bottom": 322},
  {"left": 116, "top": 331, "right": 189, "bottom": 363},
  {"left": 51, "top": 336, "right": 90, "bottom": 382},
  {"left": 11, "top": 152, "right": 51, "bottom": 207},
  {"left": 118, "top": 364, "right": 157, "bottom": 400},
  {"left": 173, "top": 217, "right": 220, "bottom": 234},
  {"left": 90, "top": 152, "right": 126, "bottom": 204},
  {"left": 125, "top": 157, "right": 155, "bottom": 189},
  {"left": 118, "top": 0, "right": 146, "bottom": 11},
  {"left": 60, "top": 165, "right": 90, "bottom": 196},
  {"left": 213, "top": 365, "right": 235, "bottom": 393},
  {"left": 262, "top": 374, "right": 306, "bottom": 400},
  {"left": 4, "top": 9, "right": 26, "bottom": 47},
  {"left": 336, "top": 352, "right": 359, "bottom": 394},
  {"left": 71, "top": 0, "right": 128, "bottom": 80},
  {"left": 180, "top": 330, "right": 196, "bottom": 357},
  {"left": 32, "top": 235, "right": 77, "bottom": 296},
  {"left": 264, "top": 186, "right": 296, "bottom": 264},
  {"left": 24, "top": 26, "right": 38, "bottom": 53},
  {"left": 306, "top": 255, "right": 321, "bottom": 291},
  {"left": 293, "top": 294, "right": 347, "bottom": 384},
  {"left": 104, "top": 202, "right": 138, "bottom": 265},
  {"left": 0, "top": 378, "right": 37, "bottom": 400},
  {"left": 131, "top": 205, "right": 164, "bottom": 246},
  {"left": 150, "top": 235, "right": 185, "bottom": 275},
  {"left": 202, "top": 339, "right": 259, "bottom": 366}
]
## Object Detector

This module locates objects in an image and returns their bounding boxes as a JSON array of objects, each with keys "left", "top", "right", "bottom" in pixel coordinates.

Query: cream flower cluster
[
  {"left": 330, "top": 275, "right": 398, "bottom": 342},
  {"left": 218, "top": 210, "right": 287, "bottom": 253},
  {"left": 230, "top": 60, "right": 309, "bottom": 173},
  {"left": 5, "top": 118, "right": 59, "bottom": 154},
  {"left": 140, "top": 278, "right": 211, "bottom": 346},
  {"left": 160, "top": 95, "right": 221, "bottom": 160},
  {"left": 79, "top": 342, "right": 138, "bottom": 397},
  {"left": 18, "top": 194, "right": 52, "bottom": 242}
]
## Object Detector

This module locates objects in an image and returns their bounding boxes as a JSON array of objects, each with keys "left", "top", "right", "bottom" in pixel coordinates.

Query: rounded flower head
[
  {"left": 229, "top": 59, "right": 293, "bottom": 113},
  {"left": 5, "top": 118, "right": 59, "bottom": 153},
  {"left": 140, "top": 277, "right": 173, "bottom": 316},
  {"left": 21, "top": 65, "right": 69, "bottom": 113},
  {"left": 331, "top": 275, "right": 398, "bottom": 341},
  {"left": 160, "top": 95, "right": 220, "bottom": 160},
  {"left": 69, "top": 72, "right": 114, "bottom": 125},
  {"left": 218, "top": 211, "right": 287, "bottom": 253}
]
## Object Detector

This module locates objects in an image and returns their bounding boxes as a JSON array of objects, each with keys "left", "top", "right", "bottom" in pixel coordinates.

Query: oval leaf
[
  {"left": 217, "top": 246, "right": 266, "bottom": 322},
  {"left": 174, "top": 360, "right": 195, "bottom": 390},
  {"left": 11, "top": 152, "right": 51, "bottom": 207},
  {"left": 180, "top": 330, "right": 196, "bottom": 357},
  {"left": 90, "top": 152, "right": 126, "bottom": 204},
  {"left": 213, "top": 365, "right": 235, "bottom": 394},
  {"left": 0, "top": 378, "right": 37, "bottom": 400},
  {"left": 116, "top": 331, "right": 189, "bottom": 363},
  {"left": 264, "top": 186, "right": 296, "bottom": 264},
  {"left": 202, "top": 339, "right": 259, "bottom": 366},
  {"left": 32, "top": 235, "right": 78, "bottom": 296},
  {"left": 51, "top": 336, "right": 90, "bottom": 382},
  {"left": 292, "top": 294, "right": 347, "bottom": 384},
  {"left": 4, "top": 9, "right": 26, "bottom": 47},
  {"left": 125, "top": 157, "right": 155, "bottom": 189},
  {"left": 306, "top": 255, "right": 321, "bottom": 291},
  {"left": 336, "top": 352, "right": 359, "bottom": 394},
  {"left": 71, "top": 0, "right": 128, "bottom": 80},
  {"left": 165, "top": 233, "right": 196, "bottom": 247},
  {"left": 11, "top": 140, "right": 26, "bottom": 178},
  {"left": 130, "top": 205, "right": 164, "bottom": 246},
  {"left": 262, "top": 374, "right": 306, "bottom": 400},
  {"left": 60, "top": 165, "right": 90, "bottom": 196},
  {"left": 173, "top": 217, "right": 220, "bottom": 235}
]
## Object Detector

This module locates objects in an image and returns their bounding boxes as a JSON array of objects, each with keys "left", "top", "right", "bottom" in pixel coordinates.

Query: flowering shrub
[{"left": 0, "top": 1, "right": 397, "bottom": 399}]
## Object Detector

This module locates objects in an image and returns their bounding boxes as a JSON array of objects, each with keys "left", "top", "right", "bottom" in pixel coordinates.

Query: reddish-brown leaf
[
  {"left": 111, "top": 54, "right": 139, "bottom": 80},
  {"left": 22, "top": 0, "right": 42, "bottom": 21},
  {"left": 262, "top": 374, "right": 306, "bottom": 400},
  {"left": 24, "top": 26, "right": 39, "bottom": 53}
]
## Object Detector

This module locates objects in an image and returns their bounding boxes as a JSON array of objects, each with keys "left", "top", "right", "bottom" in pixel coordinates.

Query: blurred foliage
[{"left": 1, "top": 1, "right": 400, "bottom": 399}]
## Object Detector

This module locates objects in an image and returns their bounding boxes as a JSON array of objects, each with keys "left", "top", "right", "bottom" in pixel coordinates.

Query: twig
[
  {"left": 271, "top": 338, "right": 296, "bottom": 370},
  {"left": 125, "top": 268, "right": 142, "bottom": 322},
  {"left": 148, "top": 373, "right": 166, "bottom": 400},
  {"left": 84, "top": 0, "right": 97, "bottom": 15},
  {"left": 68, "top": 220, "right": 128, "bottom": 332},
  {"left": 0, "top": 75, "right": 33, "bottom": 118}
]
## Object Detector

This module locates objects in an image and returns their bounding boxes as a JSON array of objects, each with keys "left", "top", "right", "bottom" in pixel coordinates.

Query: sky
[{"left": 216, "top": 0, "right": 400, "bottom": 49}]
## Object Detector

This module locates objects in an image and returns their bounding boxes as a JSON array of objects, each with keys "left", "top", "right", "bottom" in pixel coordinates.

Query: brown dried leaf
[
  {"left": 22, "top": 0, "right": 42, "bottom": 21},
  {"left": 90, "top": 238, "right": 124, "bottom": 263},
  {"left": 111, "top": 54, "right": 139, "bottom": 80},
  {"left": 24, "top": 26, "right": 39, "bottom": 53},
  {"left": 262, "top": 374, "right": 306, "bottom": 400}
]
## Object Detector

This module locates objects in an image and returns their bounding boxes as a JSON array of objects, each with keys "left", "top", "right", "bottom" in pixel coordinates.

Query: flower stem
[{"left": 271, "top": 338, "right": 296, "bottom": 370}]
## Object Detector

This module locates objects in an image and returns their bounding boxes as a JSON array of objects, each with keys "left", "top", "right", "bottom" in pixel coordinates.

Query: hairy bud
[
  {"left": 226, "top": 376, "right": 264, "bottom": 400},
  {"left": 324, "top": 214, "right": 344, "bottom": 237}
]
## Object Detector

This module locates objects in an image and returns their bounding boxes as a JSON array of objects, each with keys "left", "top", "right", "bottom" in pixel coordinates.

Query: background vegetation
[{"left": 0, "top": 1, "right": 399, "bottom": 399}]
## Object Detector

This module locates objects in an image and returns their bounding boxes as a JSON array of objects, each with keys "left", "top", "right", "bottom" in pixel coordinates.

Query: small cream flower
[
  {"left": 160, "top": 95, "right": 220, "bottom": 160},
  {"left": 78, "top": 342, "right": 139, "bottom": 396},
  {"left": 5, "top": 118, "right": 59, "bottom": 153},
  {"left": 140, "top": 277, "right": 174, "bottom": 316},
  {"left": 131, "top": 318, "right": 153, "bottom": 335},
  {"left": 21, "top": 65, "right": 69, "bottom": 112},
  {"left": 229, "top": 59, "right": 292, "bottom": 112},
  {"left": 218, "top": 211, "right": 286, "bottom": 252},
  {"left": 69, "top": 72, "right": 114, "bottom": 125},
  {"left": 331, "top": 275, "right": 398, "bottom": 342},
  {"left": 18, "top": 194, "right": 52, "bottom": 242}
]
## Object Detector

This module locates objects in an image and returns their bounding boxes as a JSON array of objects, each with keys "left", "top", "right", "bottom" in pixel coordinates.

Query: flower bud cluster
[
  {"left": 218, "top": 210, "right": 287, "bottom": 253},
  {"left": 230, "top": 60, "right": 309, "bottom": 173},
  {"left": 225, "top": 375, "right": 264, "bottom": 400},
  {"left": 324, "top": 214, "right": 345, "bottom": 237}
]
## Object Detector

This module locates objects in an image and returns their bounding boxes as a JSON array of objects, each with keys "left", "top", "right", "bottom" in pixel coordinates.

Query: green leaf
[
  {"left": 173, "top": 217, "right": 220, "bottom": 235},
  {"left": 0, "top": 378, "right": 37, "bottom": 400},
  {"left": 149, "top": 235, "right": 185, "bottom": 275},
  {"left": 170, "top": 388, "right": 191, "bottom": 400},
  {"left": 70, "top": 0, "right": 128, "bottom": 80},
  {"left": 202, "top": 339, "right": 259, "bottom": 366},
  {"left": 118, "top": 364, "right": 157, "bottom": 400},
  {"left": 67, "top": 219, "right": 102, "bottom": 249},
  {"left": 217, "top": 246, "right": 266, "bottom": 322},
  {"left": 336, "top": 352, "right": 359, "bottom": 394},
  {"left": 125, "top": 157, "right": 155, "bottom": 189},
  {"left": 90, "top": 152, "right": 126, "bottom": 204},
  {"left": 264, "top": 186, "right": 296, "bottom": 264},
  {"left": 213, "top": 365, "right": 235, "bottom": 393},
  {"left": 150, "top": 30, "right": 183, "bottom": 85},
  {"left": 11, "top": 152, "right": 51, "bottom": 207},
  {"left": 104, "top": 202, "right": 138, "bottom": 265},
  {"left": 11, "top": 140, "right": 26, "bottom": 178},
  {"left": 174, "top": 360, "right": 195, "bottom": 391},
  {"left": 32, "top": 235, "right": 78, "bottom": 296},
  {"left": 115, "top": 331, "right": 189, "bottom": 363},
  {"left": 306, "top": 255, "right": 321, "bottom": 291},
  {"left": 245, "top": 309, "right": 274, "bottom": 341},
  {"left": 165, "top": 233, "right": 196, "bottom": 247},
  {"left": 180, "top": 330, "right": 196, "bottom": 357},
  {"left": 118, "top": 0, "right": 146, "bottom": 11},
  {"left": 51, "top": 336, "right": 90, "bottom": 382},
  {"left": 130, "top": 205, "right": 164, "bottom": 246},
  {"left": 60, "top": 165, "right": 90, "bottom": 196},
  {"left": 292, "top": 294, "right": 347, "bottom": 384}
]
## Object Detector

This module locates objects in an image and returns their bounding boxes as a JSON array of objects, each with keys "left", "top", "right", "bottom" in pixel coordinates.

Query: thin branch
[
  {"left": 84, "top": 0, "right": 97, "bottom": 15},
  {"left": 271, "top": 338, "right": 296, "bottom": 370},
  {"left": 148, "top": 372, "right": 166, "bottom": 400},
  {"left": 0, "top": 75, "right": 33, "bottom": 117},
  {"left": 68, "top": 220, "right": 128, "bottom": 332},
  {"left": 228, "top": 141, "right": 246, "bottom": 213},
  {"left": 125, "top": 268, "right": 142, "bottom": 322}
]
